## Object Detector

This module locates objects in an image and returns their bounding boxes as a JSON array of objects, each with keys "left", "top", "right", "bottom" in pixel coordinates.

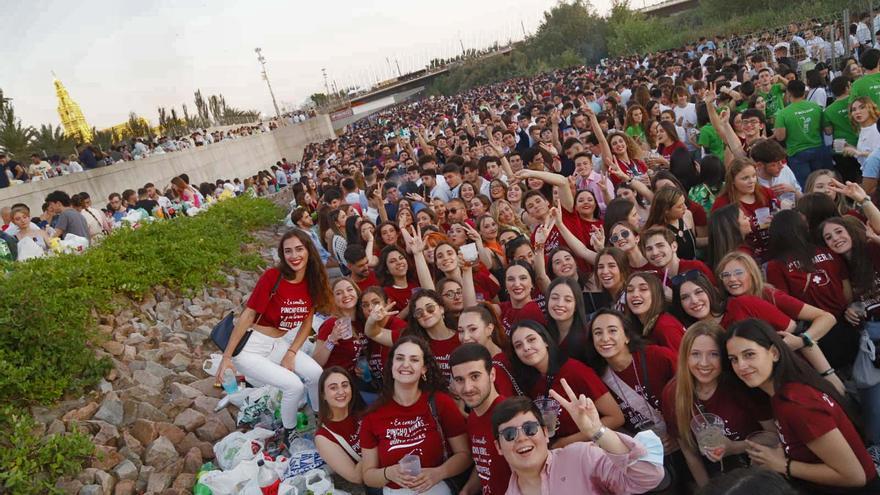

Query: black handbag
[{"left": 210, "top": 273, "right": 283, "bottom": 356}]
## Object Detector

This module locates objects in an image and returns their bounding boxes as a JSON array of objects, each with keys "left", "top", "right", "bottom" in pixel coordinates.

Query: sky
[{"left": 2, "top": 0, "right": 630, "bottom": 129}]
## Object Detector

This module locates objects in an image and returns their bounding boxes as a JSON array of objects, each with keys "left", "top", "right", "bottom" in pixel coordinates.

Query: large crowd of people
[
  {"left": 207, "top": 13, "right": 880, "bottom": 495},
  {"left": 0, "top": 111, "right": 315, "bottom": 188}
]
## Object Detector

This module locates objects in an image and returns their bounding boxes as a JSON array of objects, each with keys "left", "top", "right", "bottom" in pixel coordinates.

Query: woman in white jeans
[{"left": 216, "top": 228, "right": 334, "bottom": 432}]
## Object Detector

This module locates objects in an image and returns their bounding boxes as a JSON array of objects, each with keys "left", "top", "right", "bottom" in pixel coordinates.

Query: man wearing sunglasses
[
  {"left": 491, "top": 381, "right": 664, "bottom": 495},
  {"left": 450, "top": 344, "right": 511, "bottom": 495}
]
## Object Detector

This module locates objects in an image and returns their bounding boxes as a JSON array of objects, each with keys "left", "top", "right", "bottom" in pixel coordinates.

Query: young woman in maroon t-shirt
[
  {"left": 623, "top": 272, "right": 687, "bottom": 352},
  {"left": 376, "top": 245, "right": 418, "bottom": 320},
  {"left": 361, "top": 336, "right": 470, "bottom": 495},
  {"left": 359, "top": 287, "right": 407, "bottom": 385},
  {"left": 711, "top": 157, "right": 778, "bottom": 264},
  {"left": 315, "top": 366, "right": 366, "bottom": 485},
  {"left": 661, "top": 322, "right": 774, "bottom": 487},
  {"left": 314, "top": 279, "right": 367, "bottom": 377},
  {"left": 726, "top": 319, "right": 880, "bottom": 494},
  {"left": 217, "top": 229, "right": 334, "bottom": 434},
  {"left": 496, "top": 261, "right": 548, "bottom": 334},
  {"left": 545, "top": 277, "right": 598, "bottom": 366},
  {"left": 509, "top": 320, "right": 624, "bottom": 448},
  {"left": 456, "top": 304, "right": 520, "bottom": 397}
]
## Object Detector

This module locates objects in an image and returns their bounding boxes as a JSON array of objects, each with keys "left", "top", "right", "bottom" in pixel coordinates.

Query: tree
[
  {"left": 0, "top": 97, "right": 35, "bottom": 160},
  {"left": 31, "top": 124, "right": 76, "bottom": 158},
  {"left": 310, "top": 93, "right": 329, "bottom": 107},
  {"left": 194, "top": 89, "right": 211, "bottom": 127}
]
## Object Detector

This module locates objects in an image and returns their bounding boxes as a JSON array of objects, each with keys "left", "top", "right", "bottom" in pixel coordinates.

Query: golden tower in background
[{"left": 53, "top": 73, "right": 92, "bottom": 143}]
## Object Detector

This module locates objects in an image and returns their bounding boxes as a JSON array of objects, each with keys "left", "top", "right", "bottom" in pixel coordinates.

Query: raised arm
[
  {"left": 401, "top": 226, "right": 436, "bottom": 291},
  {"left": 515, "top": 168, "right": 574, "bottom": 212},
  {"left": 704, "top": 84, "right": 746, "bottom": 162},
  {"left": 552, "top": 206, "right": 599, "bottom": 265}
]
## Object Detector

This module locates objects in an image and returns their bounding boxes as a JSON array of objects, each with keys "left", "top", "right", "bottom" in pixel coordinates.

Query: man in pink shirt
[{"left": 492, "top": 380, "right": 664, "bottom": 495}]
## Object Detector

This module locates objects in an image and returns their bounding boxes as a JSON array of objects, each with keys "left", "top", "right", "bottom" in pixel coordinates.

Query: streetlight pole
[{"left": 254, "top": 47, "right": 282, "bottom": 122}]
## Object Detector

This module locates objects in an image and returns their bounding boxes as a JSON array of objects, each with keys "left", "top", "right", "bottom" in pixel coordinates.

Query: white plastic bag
[
  {"left": 304, "top": 468, "right": 333, "bottom": 495},
  {"left": 213, "top": 427, "right": 275, "bottom": 471},
  {"left": 199, "top": 461, "right": 258, "bottom": 495},
  {"left": 853, "top": 331, "right": 880, "bottom": 388},
  {"left": 16, "top": 237, "right": 45, "bottom": 261},
  {"left": 284, "top": 450, "right": 326, "bottom": 478}
]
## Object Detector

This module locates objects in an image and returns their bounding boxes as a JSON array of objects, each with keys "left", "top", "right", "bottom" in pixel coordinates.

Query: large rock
[
  {"left": 176, "top": 432, "right": 214, "bottom": 459},
  {"left": 132, "top": 370, "right": 164, "bottom": 389},
  {"left": 101, "top": 341, "right": 125, "bottom": 356},
  {"left": 113, "top": 459, "right": 139, "bottom": 481},
  {"left": 172, "top": 473, "right": 196, "bottom": 490},
  {"left": 95, "top": 469, "right": 115, "bottom": 495},
  {"left": 87, "top": 420, "right": 120, "bottom": 446},
  {"left": 191, "top": 396, "right": 219, "bottom": 415},
  {"left": 173, "top": 409, "right": 206, "bottom": 432},
  {"left": 63, "top": 402, "right": 99, "bottom": 422},
  {"left": 194, "top": 418, "right": 228, "bottom": 442},
  {"left": 91, "top": 446, "right": 123, "bottom": 470},
  {"left": 113, "top": 480, "right": 135, "bottom": 495},
  {"left": 55, "top": 478, "right": 83, "bottom": 494},
  {"left": 47, "top": 419, "right": 67, "bottom": 435},
  {"left": 188, "top": 377, "right": 223, "bottom": 398},
  {"left": 129, "top": 419, "right": 158, "bottom": 446},
  {"left": 94, "top": 393, "right": 124, "bottom": 426},
  {"left": 146, "top": 472, "right": 173, "bottom": 493},
  {"left": 169, "top": 382, "right": 202, "bottom": 401},
  {"left": 79, "top": 484, "right": 103, "bottom": 495},
  {"left": 156, "top": 422, "right": 186, "bottom": 444},
  {"left": 144, "top": 436, "right": 179, "bottom": 469},
  {"left": 123, "top": 400, "right": 168, "bottom": 424},
  {"left": 182, "top": 447, "right": 203, "bottom": 474}
]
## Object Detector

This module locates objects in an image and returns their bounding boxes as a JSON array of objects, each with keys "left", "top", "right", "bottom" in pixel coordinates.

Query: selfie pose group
[{"left": 211, "top": 17, "right": 880, "bottom": 495}]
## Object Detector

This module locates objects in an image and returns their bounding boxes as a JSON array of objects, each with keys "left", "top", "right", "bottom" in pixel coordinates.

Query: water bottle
[
  {"left": 357, "top": 356, "right": 372, "bottom": 383},
  {"left": 222, "top": 368, "right": 238, "bottom": 394},
  {"left": 256, "top": 459, "right": 280, "bottom": 495}
]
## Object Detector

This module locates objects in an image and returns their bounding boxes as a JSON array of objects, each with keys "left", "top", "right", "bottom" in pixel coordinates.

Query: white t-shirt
[
  {"left": 758, "top": 165, "right": 801, "bottom": 206},
  {"left": 673, "top": 103, "right": 698, "bottom": 129},
  {"left": 858, "top": 125, "right": 880, "bottom": 164}
]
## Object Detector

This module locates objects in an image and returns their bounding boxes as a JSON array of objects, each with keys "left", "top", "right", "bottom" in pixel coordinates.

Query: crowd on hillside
[
  {"left": 0, "top": 110, "right": 316, "bottom": 188},
  {"left": 0, "top": 158, "right": 299, "bottom": 261},
  {"left": 203, "top": 13, "right": 880, "bottom": 495}
]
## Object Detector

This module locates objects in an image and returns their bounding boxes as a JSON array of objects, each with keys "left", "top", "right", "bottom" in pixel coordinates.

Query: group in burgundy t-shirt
[
  {"left": 354, "top": 271, "right": 379, "bottom": 293},
  {"left": 721, "top": 295, "right": 793, "bottom": 332},
  {"left": 246, "top": 268, "right": 312, "bottom": 331},
  {"left": 383, "top": 281, "right": 420, "bottom": 312},
  {"left": 527, "top": 358, "right": 609, "bottom": 439},
  {"left": 492, "top": 352, "right": 520, "bottom": 397},
  {"left": 711, "top": 187, "right": 778, "bottom": 264},
  {"left": 766, "top": 248, "right": 850, "bottom": 317},
  {"left": 467, "top": 395, "right": 512, "bottom": 495},
  {"left": 366, "top": 316, "right": 407, "bottom": 381},
  {"left": 499, "top": 300, "right": 548, "bottom": 335},
  {"left": 360, "top": 392, "right": 467, "bottom": 489},
  {"left": 641, "top": 259, "right": 717, "bottom": 287},
  {"left": 648, "top": 313, "right": 687, "bottom": 352},
  {"left": 317, "top": 317, "right": 369, "bottom": 375}
]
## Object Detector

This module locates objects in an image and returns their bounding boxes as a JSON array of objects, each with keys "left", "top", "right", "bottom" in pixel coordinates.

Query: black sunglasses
[
  {"left": 671, "top": 269, "right": 702, "bottom": 287},
  {"left": 610, "top": 230, "right": 631, "bottom": 244},
  {"left": 499, "top": 420, "right": 541, "bottom": 442}
]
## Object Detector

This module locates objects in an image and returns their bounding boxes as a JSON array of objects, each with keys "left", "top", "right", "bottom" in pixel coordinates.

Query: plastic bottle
[
  {"left": 256, "top": 459, "right": 280, "bottom": 495},
  {"left": 222, "top": 369, "right": 238, "bottom": 394}
]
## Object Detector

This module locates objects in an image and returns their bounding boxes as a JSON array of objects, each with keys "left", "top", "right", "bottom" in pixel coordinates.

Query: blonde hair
[
  {"left": 849, "top": 96, "right": 880, "bottom": 131},
  {"left": 674, "top": 321, "right": 727, "bottom": 451},
  {"left": 716, "top": 251, "right": 765, "bottom": 298}
]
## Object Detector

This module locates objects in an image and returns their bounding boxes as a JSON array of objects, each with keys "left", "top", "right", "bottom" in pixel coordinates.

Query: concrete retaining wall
[{"left": 0, "top": 115, "right": 335, "bottom": 213}]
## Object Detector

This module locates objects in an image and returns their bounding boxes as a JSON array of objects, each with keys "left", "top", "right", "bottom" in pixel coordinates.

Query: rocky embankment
[{"left": 38, "top": 229, "right": 281, "bottom": 495}]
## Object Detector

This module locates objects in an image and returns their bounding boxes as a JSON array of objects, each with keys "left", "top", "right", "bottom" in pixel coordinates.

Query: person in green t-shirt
[
  {"left": 850, "top": 48, "right": 880, "bottom": 109},
  {"left": 824, "top": 76, "right": 863, "bottom": 183},
  {"left": 697, "top": 123, "right": 724, "bottom": 158},
  {"left": 773, "top": 80, "right": 830, "bottom": 187},
  {"left": 755, "top": 68, "right": 787, "bottom": 123}
]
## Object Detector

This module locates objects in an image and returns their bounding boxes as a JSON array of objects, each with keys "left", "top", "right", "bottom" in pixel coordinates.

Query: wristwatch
[
  {"left": 858, "top": 196, "right": 873, "bottom": 208},
  {"left": 801, "top": 333, "right": 815, "bottom": 348},
  {"left": 590, "top": 425, "right": 607, "bottom": 443}
]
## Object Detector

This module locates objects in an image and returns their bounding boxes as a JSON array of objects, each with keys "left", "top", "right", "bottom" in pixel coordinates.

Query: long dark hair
[
  {"left": 317, "top": 366, "right": 365, "bottom": 427},
  {"left": 768, "top": 209, "right": 815, "bottom": 272},
  {"left": 375, "top": 244, "right": 409, "bottom": 286},
  {"left": 276, "top": 228, "right": 334, "bottom": 314},
  {"left": 369, "top": 335, "right": 448, "bottom": 413},
  {"left": 821, "top": 216, "right": 875, "bottom": 294},
  {"left": 460, "top": 303, "right": 509, "bottom": 352},
  {"left": 707, "top": 203, "right": 746, "bottom": 270},
  {"left": 670, "top": 271, "right": 725, "bottom": 327},
  {"left": 724, "top": 319, "right": 857, "bottom": 424},
  {"left": 584, "top": 308, "right": 645, "bottom": 375},
  {"left": 509, "top": 320, "right": 566, "bottom": 395},
  {"left": 545, "top": 277, "right": 591, "bottom": 365},
  {"left": 404, "top": 289, "right": 447, "bottom": 341}
]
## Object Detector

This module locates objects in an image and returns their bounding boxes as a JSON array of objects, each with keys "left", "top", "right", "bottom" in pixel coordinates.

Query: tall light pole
[{"left": 254, "top": 47, "right": 281, "bottom": 121}]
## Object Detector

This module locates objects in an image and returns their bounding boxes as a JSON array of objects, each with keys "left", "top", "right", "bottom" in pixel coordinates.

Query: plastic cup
[
  {"left": 399, "top": 454, "right": 421, "bottom": 476},
  {"left": 833, "top": 139, "right": 846, "bottom": 153},
  {"left": 534, "top": 398, "right": 560, "bottom": 438},
  {"left": 337, "top": 317, "right": 353, "bottom": 340},
  {"left": 460, "top": 243, "right": 479, "bottom": 263},
  {"left": 691, "top": 413, "right": 727, "bottom": 460},
  {"left": 746, "top": 430, "right": 780, "bottom": 448}
]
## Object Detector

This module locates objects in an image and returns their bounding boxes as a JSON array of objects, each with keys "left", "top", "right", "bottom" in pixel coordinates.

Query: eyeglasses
[
  {"left": 414, "top": 303, "right": 438, "bottom": 319},
  {"left": 442, "top": 289, "right": 463, "bottom": 299},
  {"left": 610, "top": 230, "right": 631, "bottom": 244},
  {"left": 671, "top": 269, "right": 702, "bottom": 287},
  {"left": 720, "top": 268, "right": 746, "bottom": 280},
  {"left": 499, "top": 420, "right": 542, "bottom": 442},
  {"left": 448, "top": 208, "right": 459, "bottom": 214}
]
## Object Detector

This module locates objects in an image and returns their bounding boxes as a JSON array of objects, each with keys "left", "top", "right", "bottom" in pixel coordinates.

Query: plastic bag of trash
[
  {"left": 213, "top": 427, "right": 275, "bottom": 471},
  {"left": 237, "top": 386, "right": 282, "bottom": 426},
  {"left": 284, "top": 450, "right": 326, "bottom": 478}
]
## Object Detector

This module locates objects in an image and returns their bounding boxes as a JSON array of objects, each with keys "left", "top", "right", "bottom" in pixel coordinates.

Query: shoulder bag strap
[
  {"left": 320, "top": 425, "right": 362, "bottom": 462},
  {"left": 253, "top": 272, "right": 284, "bottom": 327},
  {"left": 493, "top": 359, "right": 524, "bottom": 396},
  {"left": 427, "top": 394, "right": 450, "bottom": 460},
  {"left": 637, "top": 350, "right": 651, "bottom": 399}
]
